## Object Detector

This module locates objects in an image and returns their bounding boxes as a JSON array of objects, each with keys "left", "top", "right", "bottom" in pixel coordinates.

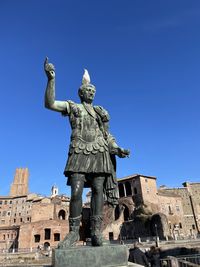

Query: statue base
[{"left": 52, "top": 244, "right": 130, "bottom": 267}]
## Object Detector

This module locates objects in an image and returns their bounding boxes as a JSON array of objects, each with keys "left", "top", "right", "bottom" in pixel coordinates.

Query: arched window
[
  {"left": 123, "top": 205, "right": 129, "bottom": 221},
  {"left": 125, "top": 182, "right": 132, "bottom": 196},
  {"left": 114, "top": 205, "right": 120, "bottom": 221},
  {"left": 44, "top": 242, "right": 50, "bottom": 250},
  {"left": 58, "top": 210, "right": 66, "bottom": 220},
  {"left": 119, "top": 184, "right": 125, "bottom": 198}
]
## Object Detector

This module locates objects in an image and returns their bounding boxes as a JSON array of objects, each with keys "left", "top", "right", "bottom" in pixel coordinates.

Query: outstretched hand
[
  {"left": 44, "top": 57, "right": 55, "bottom": 80},
  {"left": 117, "top": 147, "right": 130, "bottom": 158}
]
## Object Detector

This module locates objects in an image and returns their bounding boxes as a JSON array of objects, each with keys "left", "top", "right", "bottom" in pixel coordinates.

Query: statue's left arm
[
  {"left": 95, "top": 106, "right": 130, "bottom": 158},
  {"left": 108, "top": 134, "right": 130, "bottom": 158}
]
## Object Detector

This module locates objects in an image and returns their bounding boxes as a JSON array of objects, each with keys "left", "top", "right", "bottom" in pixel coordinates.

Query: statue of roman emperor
[{"left": 44, "top": 58, "right": 130, "bottom": 248}]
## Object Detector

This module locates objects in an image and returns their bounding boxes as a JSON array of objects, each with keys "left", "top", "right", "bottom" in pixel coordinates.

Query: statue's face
[{"left": 80, "top": 86, "right": 96, "bottom": 104}]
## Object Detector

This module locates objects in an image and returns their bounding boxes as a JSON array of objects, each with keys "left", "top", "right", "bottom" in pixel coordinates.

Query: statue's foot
[
  {"left": 57, "top": 232, "right": 80, "bottom": 249},
  {"left": 91, "top": 234, "right": 103, "bottom": 246}
]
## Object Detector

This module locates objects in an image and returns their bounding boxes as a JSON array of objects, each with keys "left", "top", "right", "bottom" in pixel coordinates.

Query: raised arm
[{"left": 44, "top": 57, "right": 69, "bottom": 113}]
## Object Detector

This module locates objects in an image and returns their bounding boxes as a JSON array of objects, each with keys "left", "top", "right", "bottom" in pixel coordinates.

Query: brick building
[
  {"left": 1, "top": 169, "right": 200, "bottom": 250},
  {"left": 161, "top": 182, "right": 200, "bottom": 237},
  {"left": 102, "top": 174, "right": 197, "bottom": 241},
  {"left": 0, "top": 169, "right": 70, "bottom": 252}
]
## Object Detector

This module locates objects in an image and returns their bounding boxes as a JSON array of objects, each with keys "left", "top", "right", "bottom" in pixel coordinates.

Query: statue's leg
[
  {"left": 90, "top": 175, "right": 105, "bottom": 246},
  {"left": 58, "top": 173, "right": 84, "bottom": 248},
  {"left": 70, "top": 174, "right": 85, "bottom": 217}
]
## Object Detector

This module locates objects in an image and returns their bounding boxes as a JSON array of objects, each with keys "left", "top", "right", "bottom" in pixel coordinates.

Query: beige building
[
  {"left": 0, "top": 169, "right": 70, "bottom": 252},
  {"left": 162, "top": 181, "right": 200, "bottom": 237},
  {"left": 1, "top": 169, "right": 200, "bottom": 250},
  {"left": 102, "top": 174, "right": 188, "bottom": 241}
]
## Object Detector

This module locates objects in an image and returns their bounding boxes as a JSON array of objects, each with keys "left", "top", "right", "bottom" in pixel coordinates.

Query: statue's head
[{"left": 78, "top": 69, "right": 96, "bottom": 104}]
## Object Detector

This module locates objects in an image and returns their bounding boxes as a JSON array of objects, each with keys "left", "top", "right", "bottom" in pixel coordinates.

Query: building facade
[
  {"left": 1, "top": 169, "right": 200, "bottom": 250},
  {"left": 162, "top": 182, "right": 200, "bottom": 237},
  {"left": 102, "top": 174, "right": 199, "bottom": 241},
  {"left": 0, "top": 169, "right": 70, "bottom": 252}
]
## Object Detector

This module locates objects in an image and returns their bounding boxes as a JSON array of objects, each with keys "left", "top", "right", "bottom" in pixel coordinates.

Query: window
[
  {"left": 125, "top": 182, "right": 132, "bottom": 196},
  {"left": 58, "top": 210, "right": 66, "bottom": 220},
  {"left": 179, "top": 223, "right": 182, "bottom": 229},
  {"left": 145, "top": 178, "right": 148, "bottom": 183},
  {"left": 14, "top": 219, "right": 16, "bottom": 223},
  {"left": 134, "top": 187, "right": 137, "bottom": 194},
  {"left": 114, "top": 205, "right": 120, "bottom": 221},
  {"left": 54, "top": 233, "right": 60, "bottom": 241},
  {"left": 0, "top": 201, "right": 2, "bottom": 205},
  {"left": 168, "top": 206, "right": 173, "bottom": 214},
  {"left": 4, "top": 201, "right": 7, "bottom": 205},
  {"left": 34, "top": 234, "right": 40, "bottom": 243},
  {"left": 10, "top": 200, "right": 12, "bottom": 204},
  {"left": 1, "top": 220, "right": 5, "bottom": 224},
  {"left": 3, "top": 234, "right": 5, "bottom": 240},
  {"left": 192, "top": 224, "right": 195, "bottom": 230},
  {"left": 20, "top": 218, "right": 23, "bottom": 222},
  {"left": 123, "top": 205, "right": 129, "bottom": 221},
  {"left": 176, "top": 205, "right": 180, "bottom": 212},
  {"left": 118, "top": 184, "right": 125, "bottom": 198},
  {"left": 44, "top": 228, "right": 51, "bottom": 240},
  {"left": 109, "top": 232, "right": 114, "bottom": 241},
  {"left": 2, "top": 211, "right": 6, "bottom": 216}
]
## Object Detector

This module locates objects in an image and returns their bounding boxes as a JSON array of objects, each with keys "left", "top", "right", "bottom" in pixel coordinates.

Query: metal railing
[{"left": 160, "top": 254, "right": 200, "bottom": 267}]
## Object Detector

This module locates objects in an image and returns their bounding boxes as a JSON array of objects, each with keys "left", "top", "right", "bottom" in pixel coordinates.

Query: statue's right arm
[{"left": 44, "top": 58, "right": 69, "bottom": 113}]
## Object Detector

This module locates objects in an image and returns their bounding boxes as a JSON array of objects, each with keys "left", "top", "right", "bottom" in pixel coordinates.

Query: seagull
[{"left": 82, "top": 69, "right": 90, "bottom": 85}]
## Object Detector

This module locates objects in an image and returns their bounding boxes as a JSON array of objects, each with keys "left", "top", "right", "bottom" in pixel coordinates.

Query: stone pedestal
[{"left": 52, "top": 244, "right": 129, "bottom": 267}]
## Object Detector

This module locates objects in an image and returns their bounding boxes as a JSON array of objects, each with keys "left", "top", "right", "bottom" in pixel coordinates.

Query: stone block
[{"left": 52, "top": 244, "right": 128, "bottom": 267}]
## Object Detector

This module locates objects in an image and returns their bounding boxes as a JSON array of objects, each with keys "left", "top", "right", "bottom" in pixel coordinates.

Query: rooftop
[{"left": 118, "top": 174, "right": 157, "bottom": 182}]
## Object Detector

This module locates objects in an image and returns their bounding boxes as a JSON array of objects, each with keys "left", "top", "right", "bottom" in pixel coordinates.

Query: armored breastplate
[{"left": 68, "top": 103, "right": 108, "bottom": 155}]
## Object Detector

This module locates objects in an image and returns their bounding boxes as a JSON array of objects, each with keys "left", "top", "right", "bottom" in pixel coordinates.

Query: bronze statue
[{"left": 44, "top": 58, "right": 130, "bottom": 248}]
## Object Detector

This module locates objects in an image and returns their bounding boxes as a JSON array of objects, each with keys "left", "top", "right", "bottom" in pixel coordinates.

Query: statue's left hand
[{"left": 117, "top": 147, "right": 130, "bottom": 158}]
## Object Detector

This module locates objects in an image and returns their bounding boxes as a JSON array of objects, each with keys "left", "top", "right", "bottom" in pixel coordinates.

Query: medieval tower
[{"left": 9, "top": 168, "right": 29, "bottom": 196}]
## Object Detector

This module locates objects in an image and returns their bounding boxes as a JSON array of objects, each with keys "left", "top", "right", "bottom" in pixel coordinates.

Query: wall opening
[
  {"left": 114, "top": 205, "right": 120, "bottom": 221},
  {"left": 34, "top": 234, "right": 40, "bottom": 243},
  {"left": 54, "top": 233, "right": 60, "bottom": 241},
  {"left": 125, "top": 182, "right": 132, "bottom": 196},
  {"left": 109, "top": 232, "right": 114, "bottom": 240},
  {"left": 123, "top": 205, "right": 129, "bottom": 221},
  {"left": 119, "top": 184, "right": 125, "bottom": 198},
  {"left": 58, "top": 210, "right": 66, "bottom": 220},
  {"left": 44, "top": 242, "right": 50, "bottom": 250},
  {"left": 44, "top": 228, "right": 51, "bottom": 240}
]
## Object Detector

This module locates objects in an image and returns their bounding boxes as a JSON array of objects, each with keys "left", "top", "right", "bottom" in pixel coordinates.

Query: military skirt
[{"left": 64, "top": 137, "right": 114, "bottom": 186}]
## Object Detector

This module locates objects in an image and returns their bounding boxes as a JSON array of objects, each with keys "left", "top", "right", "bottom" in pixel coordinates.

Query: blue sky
[{"left": 0, "top": 0, "right": 200, "bottom": 198}]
